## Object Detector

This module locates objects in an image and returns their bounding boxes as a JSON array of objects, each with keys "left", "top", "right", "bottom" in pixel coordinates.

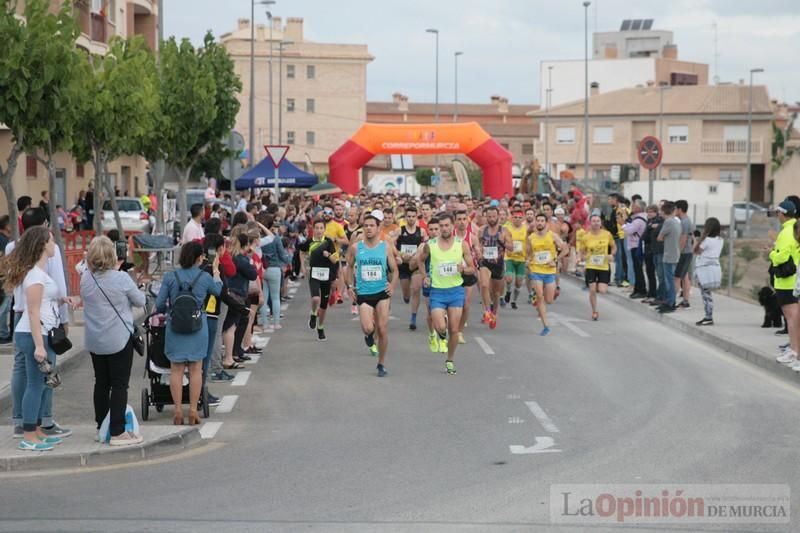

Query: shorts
[
  {"left": 480, "top": 261, "right": 505, "bottom": 280},
  {"left": 357, "top": 291, "right": 390, "bottom": 308},
  {"left": 398, "top": 264, "right": 414, "bottom": 280},
  {"left": 505, "top": 259, "right": 526, "bottom": 279},
  {"left": 429, "top": 286, "right": 465, "bottom": 310},
  {"left": 309, "top": 279, "right": 332, "bottom": 310},
  {"left": 775, "top": 289, "right": 798, "bottom": 307},
  {"left": 675, "top": 253, "right": 693, "bottom": 278},
  {"left": 529, "top": 272, "right": 557, "bottom": 285},
  {"left": 461, "top": 272, "right": 478, "bottom": 287},
  {"left": 585, "top": 268, "right": 611, "bottom": 286}
]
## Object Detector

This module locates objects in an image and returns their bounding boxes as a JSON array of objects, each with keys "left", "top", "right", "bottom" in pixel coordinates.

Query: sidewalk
[
  {"left": 0, "top": 310, "right": 205, "bottom": 472},
  {"left": 565, "top": 272, "right": 800, "bottom": 386}
]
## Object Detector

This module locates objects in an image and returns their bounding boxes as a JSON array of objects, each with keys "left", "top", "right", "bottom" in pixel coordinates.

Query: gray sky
[{"left": 164, "top": 0, "right": 800, "bottom": 106}]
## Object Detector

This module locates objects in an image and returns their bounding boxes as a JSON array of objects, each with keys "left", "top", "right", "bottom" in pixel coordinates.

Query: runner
[
  {"left": 345, "top": 215, "right": 398, "bottom": 377},
  {"left": 396, "top": 205, "right": 427, "bottom": 330},
  {"left": 580, "top": 214, "right": 617, "bottom": 320},
  {"left": 475, "top": 206, "right": 511, "bottom": 328},
  {"left": 527, "top": 213, "right": 569, "bottom": 336},
  {"left": 297, "top": 219, "right": 338, "bottom": 341},
  {"left": 504, "top": 208, "right": 528, "bottom": 309},
  {"left": 379, "top": 207, "right": 400, "bottom": 242},
  {"left": 419, "top": 201, "right": 433, "bottom": 233},
  {"left": 322, "top": 206, "right": 348, "bottom": 305},
  {"left": 416, "top": 213, "right": 475, "bottom": 375},
  {"left": 454, "top": 209, "right": 478, "bottom": 344}
]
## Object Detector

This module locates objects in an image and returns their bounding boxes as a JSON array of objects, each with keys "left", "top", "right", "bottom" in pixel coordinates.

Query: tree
[
  {"left": 72, "top": 36, "right": 159, "bottom": 234},
  {"left": 159, "top": 33, "right": 241, "bottom": 227},
  {"left": 0, "top": 0, "right": 80, "bottom": 239},
  {"left": 415, "top": 168, "right": 434, "bottom": 187}
]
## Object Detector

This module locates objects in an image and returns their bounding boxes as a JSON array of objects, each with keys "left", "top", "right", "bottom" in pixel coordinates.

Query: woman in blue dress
[{"left": 156, "top": 241, "right": 222, "bottom": 425}]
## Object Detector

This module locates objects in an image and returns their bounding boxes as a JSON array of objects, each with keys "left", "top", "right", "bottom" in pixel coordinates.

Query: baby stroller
[{"left": 140, "top": 312, "right": 210, "bottom": 421}]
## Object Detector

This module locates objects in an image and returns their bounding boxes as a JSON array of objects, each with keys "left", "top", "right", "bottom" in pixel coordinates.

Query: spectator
[
  {"left": 260, "top": 215, "right": 291, "bottom": 331},
  {"left": 182, "top": 204, "right": 205, "bottom": 243},
  {"left": 623, "top": 200, "right": 648, "bottom": 298},
  {"left": 155, "top": 241, "right": 222, "bottom": 425},
  {"left": 693, "top": 218, "right": 723, "bottom": 326},
  {"left": 772, "top": 202, "right": 800, "bottom": 367},
  {"left": 674, "top": 200, "right": 695, "bottom": 309},
  {"left": 17, "top": 196, "right": 32, "bottom": 235},
  {"left": 39, "top": 191, "right": 49, "bottom": 215},
  {"left": 221, "top": 228, "right": 257, "bottom": 370},
  {"left": 642, "top": 205, "right": 664, "bottom": 305},
  {"left": 203, "top": 220, "right": 237, "bottom": 385},
  {"left": 80, "top": 236, "right": 146, "bottom": 446},
  {"left": 605, "top": 194, "right": 627, "bottom": 287},
  {"left": 657, "top": 201, "right": 681, "bottom": 314},
  {"left": 85, "top": 188, "right": 95, "bottom": 229}
]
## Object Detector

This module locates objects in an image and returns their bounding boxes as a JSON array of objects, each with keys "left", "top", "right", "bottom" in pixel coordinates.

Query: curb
[
  {"left": 562, "top": 276, "right": 800, "bottom": 387},
  {"left": 0, "top": 347, "right": 86, "bottom": 415},
  {"left": 0, "top": 426, "right": 204, "bottom": 473}
]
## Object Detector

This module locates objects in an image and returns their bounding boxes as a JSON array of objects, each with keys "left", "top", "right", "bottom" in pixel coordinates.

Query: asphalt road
[{"left": 1, "top": 277, "right": 799, "bottom": 532}]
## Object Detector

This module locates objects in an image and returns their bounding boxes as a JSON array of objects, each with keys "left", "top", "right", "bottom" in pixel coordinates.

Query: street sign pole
[
  {"left": 274, "top": 164, "right": 280, "bottom": 201},
  {"left": 648, "top": 168, "right": 653, "bottom": 205}
]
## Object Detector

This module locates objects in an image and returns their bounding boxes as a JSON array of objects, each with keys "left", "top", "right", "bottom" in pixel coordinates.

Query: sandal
[{"left": 223, "top": 362, "right": 244, "bottom": 370}]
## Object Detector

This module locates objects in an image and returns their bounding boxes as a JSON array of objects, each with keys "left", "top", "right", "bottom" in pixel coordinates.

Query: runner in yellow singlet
[
  {"left": 581, "top": 214, "right": 617, "bottom": 321},
  {"left": 527, "top": 213, "right": 568, "bottom": 336},
  {"left": 503, "top": 208, "right": 528, "bottom": 309}
]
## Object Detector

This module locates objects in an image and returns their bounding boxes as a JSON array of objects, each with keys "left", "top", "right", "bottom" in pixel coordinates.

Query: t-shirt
[
  {"left": 582, "top": 230, "right": 614, "bottom": 271},
  {"left": 698, "top": 236, "right": 723, "bottom": 262},
  {"left": 298, "top": 238, "right": 336, "bottom": 277},
  {"left": 680, "top": 216, "right": 694, "bottom": 254},
  {"left": 659, "top": 217, "right": 682, "bottom": 263},
  {"left": 182, "top": 219, "right": 205, "bottom": 243},
  {"left": 16, "top": 266, "right": 60, "bottom": 334},
  {"left": 324, "top": 221, "right": 346, "bottom": 254}
]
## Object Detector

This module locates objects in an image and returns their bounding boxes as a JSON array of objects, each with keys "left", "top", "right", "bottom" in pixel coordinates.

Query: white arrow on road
[
  {"left": 509, "top": 437, "right": 562, "bottom": 454},
  {"left": 549, "top": 312, "right": 590, "bottom": 338},
  {"left": 352, "top": 315, "right": 398, "bottom": 321}
]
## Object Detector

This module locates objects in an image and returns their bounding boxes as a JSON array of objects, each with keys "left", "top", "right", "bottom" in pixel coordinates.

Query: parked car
[
  {"left": 733, "top": 202, "right": 767, "bottom": 224},
  {"left": 101, "top": 197, "right": 152, "bottom": 233}
]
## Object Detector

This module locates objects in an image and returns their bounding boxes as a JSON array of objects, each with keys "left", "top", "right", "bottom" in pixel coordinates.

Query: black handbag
[
  {"left": 770, "top": 257, "right": 797, "bottom": 279},
  {"left": 47, "top": 323, "right": 72, "bottom": 355},
  {"left": 90, "top": 271, "right": 145, "bottom": 356}
]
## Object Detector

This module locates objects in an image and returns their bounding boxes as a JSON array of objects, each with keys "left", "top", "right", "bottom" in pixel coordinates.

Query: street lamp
[
  {"left": 453, "top": 51, "right": 463, "bottom": 122},
  {"left": 265, "top": 5, "right": 276, "bottom": 145},
  {"left": 545, "top": 65, "right": 553, "bottom": 178},
  {"left": 277, "top": 40, "right": 293, "bottom": 145},
  {"left": 655, "top": 83, "right": 671, "bottom": 204},
  {"left": 583, "top": 1, "right": 591, "bottom": 187},
  {"left": 249, "top": 0, "right": 276, "bottom": 168},
  {"left": 745, "top": 67, "right": 764, "bottom": 236},
  {"left": 426, "top": 28, "right": 440, "bottom": 190}
]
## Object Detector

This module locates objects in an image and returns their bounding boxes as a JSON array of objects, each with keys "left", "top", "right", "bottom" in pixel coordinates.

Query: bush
[{"left": 737, "top": 244, "right": 759, "bottom": 263}]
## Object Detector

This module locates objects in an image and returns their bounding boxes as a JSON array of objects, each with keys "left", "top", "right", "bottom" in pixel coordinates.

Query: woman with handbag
[
  {"left": 155, "top": 241, "right": 222, "bottom": 425},
  {"left": 80, "top": 236, "right": 146, "bottom": 446},
  {"left": 0, "top": 227, "right": 78, "bottom": 451},
  {"left": 221, "top": 227, "right": 257, "bottom": 370}
]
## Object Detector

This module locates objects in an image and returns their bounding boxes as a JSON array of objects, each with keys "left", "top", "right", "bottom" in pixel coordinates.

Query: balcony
[
  {"left": 90, "top": 12, "right": 106, "bottom": 42},
  {"left": 701, "top": 139, "right": 762, "bottom": 156}
]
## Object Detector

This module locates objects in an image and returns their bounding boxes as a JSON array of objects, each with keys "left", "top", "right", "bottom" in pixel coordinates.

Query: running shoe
[
  {"left": 458, "top": 332, "right": 466, "bottom": 344},
  {"left": 317, "top": 328, "right": 327, "bottom": 342},
  {"left": 695, "top": 318, "right": 714, "bottom": 326},
  {"left": 369, "top": 344, "right": 379, "bottom": 357},
  {"left": 18, "top": 440, "right": 54, "bottom": 452},
  {"left": 364, "top": 333, "right": 375, "bottom": 348},
  {"left": 377, "top": 364, "right": 387, "bottom": 377},
  {"left": 309, "top": 314, "right": 317, "bottom": 330},
  {"left": 529, "top": 292, "right": 537, "bottom": 306},
  {"left": 678, "top": 300, "right": 691, "bottom": 309},
  {"left": 499, "top": 299, "right": 507, "bottom": 307},
  {"left": 792, "top": 360, "right": 800, "bottom": 372},
  {"left": 211, "top": 371, "right": 235, "bottom": 383},
  {"left": 776, "top": 352, "right": 796, "bottom": 364},
  {"left": 621, "top": 281, "right": 630, "bottom": 288},
  {"left": 540, "top": 326, "right": 551, "bottom": 336},
  {"left": 438, "top": 336, "right": 449, "bottom": 353},
  {"left": 504, "top": 292, "right": 511, "bottom": 304},
  {"left": 429, "top": 333, "right": 438, "bottom": 353},
  {"left": 40, "top": 423, "right": 72, "bottom": 438},
  {"left": 510, "top": 301, "right": 518, "bottom": 310},
  {"left": 488, "top": 312, "right": 497, "bottom": 330},
  {"left": 445, "top": 360, "right": 456, "bottom": 375},
  {"left": 482, "top": 310, "right": 493, "bottom": 327},
  {"left": 207, "top": 393, "right": 221, "bottom": 407},
  {"left": 554, "top": 286, "right": 561, "bottom": 300},
  {"left": 409, "top": 322, "right": 417, "bottom": 331},
  {"left": 351, "top": 304, "right": 358, "bottom": 315}
]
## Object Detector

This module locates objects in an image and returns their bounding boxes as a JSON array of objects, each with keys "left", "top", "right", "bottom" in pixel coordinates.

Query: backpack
[{"left": 170, "top": 270, "right": 204, "bottom": 334}]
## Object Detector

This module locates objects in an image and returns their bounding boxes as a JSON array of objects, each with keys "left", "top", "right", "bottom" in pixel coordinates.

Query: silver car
[
  {"left": 733, "top": 202, "right": 767, "bottom": 224},
  {"left": 101, "top": 197, "right": 152, "bottom": 233}
]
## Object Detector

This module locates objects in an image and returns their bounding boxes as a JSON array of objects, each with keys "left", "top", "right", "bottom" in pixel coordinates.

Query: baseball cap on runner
[
  {"left": 370, "top": 209, "right": 385, "bottom": 222},
  {"left": 554, "top": 207, "right": 565, "bottom": 215}
]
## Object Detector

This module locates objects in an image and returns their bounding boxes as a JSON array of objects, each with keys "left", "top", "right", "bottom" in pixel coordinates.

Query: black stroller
[{"left": 140, "top": 311, "right": 210, "bottom": 421}]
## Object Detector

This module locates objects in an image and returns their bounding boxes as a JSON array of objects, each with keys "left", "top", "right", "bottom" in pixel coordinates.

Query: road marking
[
  {"left": 550, "top": 312, "right": 590, "bottom": 338},
  {"left": 231, "top": 371, "right": 251, "bottom": 387},
  {"left": 244, "top": 355, "right": 261, "bottom": 365},
  {"left": 508, "top": 417, "right": 525, "bottom": 424},
  {"left": 507, "top": 394, "right": 521, "bottom": 400},
  {"left": 510, "top": 436, "right": 562, "bottom": 454},
  {"left": 199, "top": 421, "right": 223, "bottom": 439},
  {"left": 352, "top": 315, "right": 398, "bottom": 321},
  {"left": 214, "top": 395, "right": 239, "bottom": 414},
  {"left": 526, "top": 401, "right": 560, "bottom": 433},
  {"left": 474, "top": 336, "right": 495, "bottom": 355}
]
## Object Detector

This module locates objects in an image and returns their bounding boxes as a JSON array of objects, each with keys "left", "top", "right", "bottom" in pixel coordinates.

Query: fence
[{"left": 61, "top": 230, "right": 142, "bottom": 295}]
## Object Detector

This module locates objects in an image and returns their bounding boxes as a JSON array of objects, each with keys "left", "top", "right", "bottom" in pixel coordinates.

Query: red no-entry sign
[{"left": 637, "top": 136, "right": 663, "bottom": 170}]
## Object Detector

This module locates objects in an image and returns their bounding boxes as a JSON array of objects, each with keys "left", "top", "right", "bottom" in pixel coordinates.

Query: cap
[
  {"left": 777, "top": 201, "right": 796, "bottom": 216},
  {"left": 591, "top": 208, "right": 602, "bottom": 217},
  {"left": 370, "top": 209, "right": 385, "bottom": 222},
  {"left": 489, "top": 199, "right": 500, "bottom": 208},
  {"left": 554, "top": 207, "right": 565, "bottom": 215}
]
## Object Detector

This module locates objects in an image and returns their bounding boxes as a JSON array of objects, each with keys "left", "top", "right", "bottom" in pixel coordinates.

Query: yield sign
[
  {"left": 264, "top": 145, "right": 289, "bottom": 168},
  {"left": 637, "top": 136, "right": 662, "bottom": 170}
]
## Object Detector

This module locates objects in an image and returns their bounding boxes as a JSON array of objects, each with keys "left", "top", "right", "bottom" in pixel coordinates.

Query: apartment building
[
  {"left": 222, "top": 17, "right": 373, "bottom": 174},
  {"left": 531, "top": 84, "right": 773, "bottom": 202},
  {"left": 0, "top": 0, "right": 158, "bottom": 212}
]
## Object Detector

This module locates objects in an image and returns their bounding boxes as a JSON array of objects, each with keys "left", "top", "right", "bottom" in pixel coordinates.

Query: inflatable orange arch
[{"left": 328, "top": 122, "right": 513, "bottom": 198}]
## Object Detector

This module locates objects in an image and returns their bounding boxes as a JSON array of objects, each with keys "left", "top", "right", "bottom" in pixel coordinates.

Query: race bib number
[
  {"left": 400, "top": 244, "right": 417, "bottom": 256},
  {"left": 361, "top": 265, "right": 384, "bottom": 282},
  {"left": 590, "top": 255, "right": 605, "bottom": 266},
  {"left": 438, "top": 262, "right": 458, "bottom": 277},
  {"left": 535, "top": 251, "right": 552, "bottom": 264},
  {"left": 513, "top": 241, "right": 523, "bottom": 254},
  {"left": 311, "top": 267, "right": 330, "bottom": 281},
  {"left": 484, "top": 246, "right": 499, "bottom": 260}
]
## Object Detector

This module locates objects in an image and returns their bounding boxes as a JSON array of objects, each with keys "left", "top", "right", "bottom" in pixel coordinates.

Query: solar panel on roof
[
  {"left": 642, "top": 19, "right": 654, "bottom": 30},
  {"left": 621, "top": 19, "right": 632, "bottom": 31},
  {"left": 631, "top": 19, "right": 642, "bottom": 30}
]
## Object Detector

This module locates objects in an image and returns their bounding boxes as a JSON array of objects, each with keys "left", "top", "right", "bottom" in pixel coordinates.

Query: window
[
  {"left": 556, "top": 127, "right": 576, "bottom": 144},
  {"left": 593, "top": 126, "right": 614, "bottom": 144},
  {"left": 522, "top": 143, "right": 534, "bottom": 155},
  {"left": 306, "top": 98, "right": 315, "bottom": 113},
  {"left": 708, "top": 185, "right": 718, "bottom": 194},
  {"left": 286, "top": 98, "right": 295, "bottom": 112},
  {"left": 306, "top": 131, "right": 316, "bottom": 146},
  {"left": 667, "top": 125, "right": 688, "bottom": 144},
  {"left": 670, "top": 72, "right": 698, "bottom": 86},
  {"left": 91, "top": 0, "right": 103, "bottom": 14},
  {"left": 668, "top": 169, "right": 691, "bottom": 180},
  {"left": 307, "top": 65, "right": 315, "bottom": 79},
  {"left": 76, "top": 163, "right": 85, "bottom": 178},
  {"left": 286, "top": 65, "right": 295, "bottom": 79},
  {"left": 26, "top": 155, "right": 37, "bottom": 178},
  {"left": 500, "top": 143, "right": 510, "bottom": 150},
  {"left": 724, "top": 125, "right": 748, "bottom": 140},
  {"left": 720, "top": 168, "right": 743, "bottom": 184},
  {"left": 287, "top": 131, "right": 295, "bottom": 145}
]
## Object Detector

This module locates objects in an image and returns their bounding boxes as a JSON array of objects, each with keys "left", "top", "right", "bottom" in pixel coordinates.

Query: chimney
[
  {"left": 646, "top": 80, "right": 655, "bottom": 88},
  {"left": 498, "top": 97, "right": 509, "bottom": 114},
  {"left": 256, "top": 24, "right": 266, "bottom": 40},
  {"left": 398, "top": 95, "right": 409, "bottom": 112},
  {"left": 590, "top": 82, "right": 599, "bottom": 96},
  {"left": 238, "top": 18, "right": 250, "bottom": 31},
  {"left": 392, "top": 92, "right": 403, "bottom": 105},
  {"left": 490, "top": 95, "right": 501, "bottom": 104},
  {"left": 604, "top": 44, "right": 618, "bottom": 59},
  {"left": 272, "top": 16, "right": 282, "bottom": 33},
  {"left": 662, "top": 44, "right": 678, "bottom": 59},
  {"left": 285, "top": 17, "right": 304, "bottom": 42}
]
